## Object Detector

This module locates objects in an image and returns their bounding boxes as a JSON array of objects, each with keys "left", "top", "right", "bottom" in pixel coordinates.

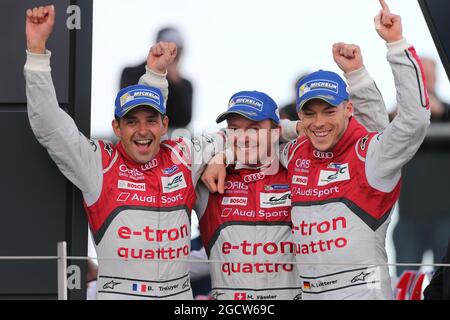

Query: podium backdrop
[{"left": 0, "top": 0, "right": 92, "bottom": 299}]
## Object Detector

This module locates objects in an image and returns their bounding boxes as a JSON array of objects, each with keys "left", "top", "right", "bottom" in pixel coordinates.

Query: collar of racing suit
[
  {"left": 234, "top": 158, "right": 275, "bottom": 171},
  {"left": 229, "top": 157, "right": 282, "bottom": 184},
  {"left": 308, "top": 117, "right": 367, "bottom": 163}
]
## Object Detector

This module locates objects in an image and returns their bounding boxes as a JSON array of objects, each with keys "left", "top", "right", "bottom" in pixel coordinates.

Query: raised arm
[
  {"left": 138, "top": 43, "right": 230, "bottom": 187},
  {"left": 333, "top": 42, "right": 389, "bottom": 132},
  {"left": 365, "top": 0, "right": 430, "bottom": 192},
  {"left": 25, "top": 5, "right": 103, "bottom": 205},
  {"left": 138, "top": 41, "right": 177, "bottom": 105},
  {"left": 279, "top": 41, "right": 391, "bottom": 170}
]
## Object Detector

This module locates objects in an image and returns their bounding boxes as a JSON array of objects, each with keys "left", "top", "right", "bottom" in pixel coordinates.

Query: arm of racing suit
[
  {"left": 280, "top": 119, "right": 300, "bottom": 142},
  {"left": 140, "top": 70, "right": 228, "bottom": 187},
  {"left": 279, "top": 66, "right": 389, "bottom": 169},
  {"left": 139, "top": 65, "right": 169, "bottom": 106},
  {"left": 25, "top": 51, "right": 169, "bottom": 206},
  {"left": 344, "top": 67, "right": 389, "bottom": 132},
  {"left": 365, "top": 38, "right": 430, "bottom": 192},
  {"left": 25, "top": 50, "right": 102, "bottom": 205}
]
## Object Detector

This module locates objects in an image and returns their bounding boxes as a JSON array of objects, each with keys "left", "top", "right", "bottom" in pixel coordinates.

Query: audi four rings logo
[
  {"left": 243, "top": 172, "right": 265, "bottom": 183},
  {"left": 313, "top": 150, "right": 333, "bottom": 159},
  {"left": 140, "top": 159, "right": 159, "bottom": 171}
]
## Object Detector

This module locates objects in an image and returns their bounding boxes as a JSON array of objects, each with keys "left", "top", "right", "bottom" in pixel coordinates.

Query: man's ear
[
  {"left": 161, "top": 115, "right": 169, "bottom": 136},
  {"left": 112, "top": 119, "right": 121, "bottom": 139},
  {"left": 345, "top": 101, "right": 354, "bottom": 118}
]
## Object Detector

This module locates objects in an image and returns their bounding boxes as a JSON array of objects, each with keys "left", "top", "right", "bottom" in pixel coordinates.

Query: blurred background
[
  {"left": 91, "top": 0, "right": 450, "bottom": 139},
  {"left": 89, "top": 0, "right": 450, "bottom": 277}
]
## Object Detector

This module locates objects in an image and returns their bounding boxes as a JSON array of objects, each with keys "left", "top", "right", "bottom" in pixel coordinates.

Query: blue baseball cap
[
  {"left": 296, "top": 70, "right": 349, "bottom": 111},
  {"left": 216, "top": 90, "right": 280, "bottom": 124},
  {"left": 114, "top": 84, "right": 166, "bottom": 118}
]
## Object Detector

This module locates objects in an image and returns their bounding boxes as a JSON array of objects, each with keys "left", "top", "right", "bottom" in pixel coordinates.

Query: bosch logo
[
  {"left": 313, "top": 150, "right": 333, "bottom": 159},
  {"left": 221, "top": 197, "right": 248, "bottom": 206},
  {"left": 118, "top": 180, "right": 146, "bottom": 191},
  {"left": 119, "top": 164, "right": 143, "bottom": 176},
  {"left": 292, "top": 175, "right": 308, "bottom": 186},
  {"left": 140, "top": 159, "right": 159, "bottom": 171},
  {"left": 243, "top": 172, "right": 265, "bottom": 183}
]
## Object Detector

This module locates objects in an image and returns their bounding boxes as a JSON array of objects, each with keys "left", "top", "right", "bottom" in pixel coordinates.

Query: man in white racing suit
[
  {"left": 24, "top": 5, "right": 226, "bottom": 299},
  {"left": 280, "top": 1, "right": 430, "bottom": 299}
]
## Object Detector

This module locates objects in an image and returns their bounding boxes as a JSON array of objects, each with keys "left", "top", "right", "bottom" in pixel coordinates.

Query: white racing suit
[
  {"left": 194, "top": 65, "right": 390, "bottom": 300},
  {"left": 24, "top": 51, "right": 226, "bottom": 299},
  {"left": 280, "top": 39, "right": 431, "bottom": 300}
]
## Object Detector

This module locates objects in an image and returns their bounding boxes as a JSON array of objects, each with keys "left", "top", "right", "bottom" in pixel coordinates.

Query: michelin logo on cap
[
  {"left": 228, "top": 96, "right": 264, "bottom": 112},
  {"left": 299, "top": 80, "right": 340, "bottom": 98},
  {"left": 120, "top": 90, "right": 161, "bottom": 107}
]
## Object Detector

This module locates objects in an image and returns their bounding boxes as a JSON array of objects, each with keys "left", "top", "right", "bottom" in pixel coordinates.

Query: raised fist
[
  {"left": 332, "top": 42, "right": 364, "bottom": 74},
  {"left": 374, "top": 0, "right": 403, "bottom": 43},
  {"left": 26, "top": 5, "right": 55, "bottom": 54},
  {"left": 147, "top": 41, "right": 178, "bottom": 74}
]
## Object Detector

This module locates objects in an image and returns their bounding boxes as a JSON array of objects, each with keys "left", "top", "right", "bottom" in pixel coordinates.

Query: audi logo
[
  {"left": 313, "top": 150, "right": 333, "bottom": 159},
  {"left": 140, "top": 159, "right": 159, "bottom": 171},
  {"left": 243, "top": 172, "right": 265, "bottom": 183}
]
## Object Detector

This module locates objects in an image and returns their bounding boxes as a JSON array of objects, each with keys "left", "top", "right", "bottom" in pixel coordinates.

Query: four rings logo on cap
[{"left": 313, "top": 150, "right": 334, "bottom": 159}]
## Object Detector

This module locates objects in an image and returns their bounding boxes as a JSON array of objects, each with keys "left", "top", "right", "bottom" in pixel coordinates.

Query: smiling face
[
  {"left": 112, "top": 106, "right": 168, "bottom": 164},
  {"left": 226, "top": 114, "right": 280, "bottom": 167},
  {"left": 298, "top": 99, "right": 353, "bottom": 151}
]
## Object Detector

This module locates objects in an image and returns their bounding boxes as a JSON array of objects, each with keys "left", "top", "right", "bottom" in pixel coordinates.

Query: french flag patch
[{"left": 132, "top": 283, "right": 148, "bottom": 292}]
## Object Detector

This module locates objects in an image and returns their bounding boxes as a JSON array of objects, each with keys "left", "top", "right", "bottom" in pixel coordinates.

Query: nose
[
  {"left": 237, "top": 129, "right": 258, "bottom": 147},
  {"left": 137, "top": 120, "right": 150, "bottom": 135},
  {"left": 312, "top": 113, "right": 326, "bottom": 128}
]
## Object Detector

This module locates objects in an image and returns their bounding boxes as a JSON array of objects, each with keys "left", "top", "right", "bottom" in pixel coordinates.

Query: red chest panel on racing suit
[
  {"left": 199, "top": 166, "right": 302, "bottom": 300},
  {"left": 286, "top": 118, "right": 401, "bottom": 299},
  {"left": 84, "top": 140, "right": 196, "bottom": 300}
]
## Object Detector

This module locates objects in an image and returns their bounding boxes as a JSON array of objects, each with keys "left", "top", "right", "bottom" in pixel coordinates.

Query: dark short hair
[{"left": 115, "top": 112, "right": 167, "bottom": 123}]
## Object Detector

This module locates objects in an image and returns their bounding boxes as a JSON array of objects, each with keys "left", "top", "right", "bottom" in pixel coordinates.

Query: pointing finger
[{"left": 379, "top": 0, "right": 390, "bottom": 13}]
